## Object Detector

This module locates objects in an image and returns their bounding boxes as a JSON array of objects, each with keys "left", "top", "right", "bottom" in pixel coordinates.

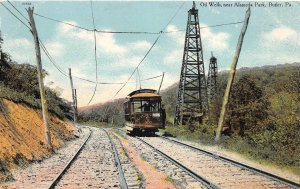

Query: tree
[
  {"left": 226, "top": 75, "right": 266, "bottom": 136},
  {"left": 0, "top": 30, "right": 11, "bottom": 68}
]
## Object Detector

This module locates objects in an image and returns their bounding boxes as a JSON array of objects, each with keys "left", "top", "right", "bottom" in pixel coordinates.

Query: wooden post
[
  {"left": 68, "top": 68, "right": 77, "bottom": 125},
  {"left": 27, "top": 7, "right": 53, "bottom": 150},
  {"left": 215, "top": 8, "right": 251, "bottom": 142}
]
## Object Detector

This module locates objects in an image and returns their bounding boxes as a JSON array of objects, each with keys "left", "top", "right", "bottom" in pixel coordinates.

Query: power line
[
  {"left": 113, "top": 33, "right": 162, "bottom": 98},
  {"left": 162, "top": 2, "right": 185, "bottom": 32},
  {"left": 7, "top": 0, "right": 29, "bottom": 22},
  {"left": 34, "top": 12, "right": 244, "bottom": 34},
  {"left": 34, "top": 12, "right": 160, "bottom": 34},
  {"left": 2, "top": 1, "right": 166, "bottom": 106},
  {"left": 41, "top": 39, "right": 163, "bottom": 85},
  {"left": 0, "top": 2, "right": 31, "bottom": 30},
  {"left": 39, "top": 34, "right": 163, "bottom": 86},
  {"left": 164, "top": 21, "right": 245, "bottom": 33},
  {"left": 113, "top": 2, "right": 185, "bottom": 98},
  {"left": 87, "top": 0, "right": 99, "bottom": 105},
  {"left": 34, "top": 13, "right": 92, "bottom": 31}
]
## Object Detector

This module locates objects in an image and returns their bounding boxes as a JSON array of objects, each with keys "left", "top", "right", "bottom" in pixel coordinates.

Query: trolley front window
[{"left": 132, "top": 99, "right": 161, "bottom": 113}]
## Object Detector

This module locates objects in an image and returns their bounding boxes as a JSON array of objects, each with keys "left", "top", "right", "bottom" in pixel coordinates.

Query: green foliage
[
  {"left": 0, "top": 84, "right": 39, "bottom": 107},
  {"left": 226, "top": 75, "right": 267, "bottom": 136},
  {"left": 163, "top": 122, "right": 216, "bottom": 144},
  {"left": 0, "top": 34, "right": 71, "bottom": 119},
  {"left": 160, "top": 63, "right": 300, "bottom": 170}
]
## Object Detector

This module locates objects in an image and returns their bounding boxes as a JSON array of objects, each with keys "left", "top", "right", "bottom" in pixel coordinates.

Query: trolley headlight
[{"left": 152, "top": 113, "right": 160, "bottom": 117}]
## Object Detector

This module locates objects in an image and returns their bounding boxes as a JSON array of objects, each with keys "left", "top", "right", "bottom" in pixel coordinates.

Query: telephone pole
[
  {"left": 27, "top": 7, "right": 53, "bottom": 151},
  {"left": 69, "top": 68, "right": 77, "bottom": 125},
  {"left": 215, "top": 8, "right": 251, "bottom": 142}
]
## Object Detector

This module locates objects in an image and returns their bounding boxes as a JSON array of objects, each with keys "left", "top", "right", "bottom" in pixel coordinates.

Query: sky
[{"left": 1, "top": 1, "right": 299, "bottom": 107}]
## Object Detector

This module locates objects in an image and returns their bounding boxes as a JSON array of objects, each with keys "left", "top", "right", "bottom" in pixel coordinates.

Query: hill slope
[{"left": 0, "top": 33, "right": 76, "bottom": 182}]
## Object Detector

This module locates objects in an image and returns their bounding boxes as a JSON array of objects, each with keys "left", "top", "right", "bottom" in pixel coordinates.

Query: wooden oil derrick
[{"left": 174, "top": 2, "right": 209, "bottom": 126}]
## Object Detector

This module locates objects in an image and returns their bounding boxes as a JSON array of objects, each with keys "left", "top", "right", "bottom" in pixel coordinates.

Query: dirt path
[{"left": 118, "top": 135, "right": 177, "bottom": 189}]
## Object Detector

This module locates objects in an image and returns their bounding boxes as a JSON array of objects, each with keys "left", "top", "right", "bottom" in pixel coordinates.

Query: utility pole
[
  {"left": 68, "top": 68, "right": 77, "bottom": 125},
  {"left": 27, "top": 7, "right": 53, "bottom": 151},
  {"left": 215, "top": 8, "right": 251, "bottom": 142}
]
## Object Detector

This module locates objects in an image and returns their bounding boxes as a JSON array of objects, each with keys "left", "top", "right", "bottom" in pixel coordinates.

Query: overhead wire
[
  {"left": 87, "top": 0, "right": 99, "bottom": 105},
  {"left": 7, "top": 0, "right": 29, "bottom": 21},
  {"left": 113, "top": 2, "right": 185, "bottom": 98},
  {"left": 3, "top": 1, "right": 246, "bottom": 105},
  {"left": 163, "top": 21, "right": 245, "bottom": 33},
  {"left": 34, "top": 13, "right": 161, "bottom": 34},
  {"left": 34, "top": 13, "right": 92, "bottom": 32},
  {"left": 0, "top": 2, "right": 31, "bottom": 30},
  {"left": 113, "top": 33, "right": 162, "bottom": 98},
  {"left": 2, "top": 2, "right": 148, "bottom": 86},
  {"left": 34, "top": 12, "right": 244, "bottom": 34}
]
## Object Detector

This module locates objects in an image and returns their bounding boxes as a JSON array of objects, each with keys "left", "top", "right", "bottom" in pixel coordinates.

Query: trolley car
[{"left": 124, "top": 89, "right": 166, "bottom": 134}]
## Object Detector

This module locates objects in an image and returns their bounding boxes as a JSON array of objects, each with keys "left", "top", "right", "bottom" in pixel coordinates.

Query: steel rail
[
  {"left": 135, "top": 136, "right": 219, "bottom": 189},
  {"left": 161, "top": 136, "right": 300, "bottom": 189},
  {"left": 102, "top": 129, "right": 128, "bottom": 189},
  {"left": 48, "top": 128, "right": 92, "bottom": 189}
]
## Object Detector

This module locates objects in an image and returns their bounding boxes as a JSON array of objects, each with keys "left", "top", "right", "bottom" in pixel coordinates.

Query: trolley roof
[
  {"left": 128, "top": 89, "right": 158, "bottom": 97},
  {"left": 131, "top": 93, "right": 160, "bottom": 98}
]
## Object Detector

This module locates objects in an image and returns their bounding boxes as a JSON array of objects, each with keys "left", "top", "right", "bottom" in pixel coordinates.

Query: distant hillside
[
  {"left": 79, "top": 62, "right": 300, "bottom": 126},
  {"left": 78, "top": 98, "right": 125, "bottom": 125},
  {"left": 160, "top": 62, "right": 300, "bottom": 123}
]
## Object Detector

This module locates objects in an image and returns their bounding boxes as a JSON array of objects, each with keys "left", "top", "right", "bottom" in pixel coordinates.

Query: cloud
[
  {"left": 164, "top": 49, "right": 182, "bottom": 65},
  {"left": 201, "top": 23, "right": 230, "bottom": 51},
  {"left": 57, "top": 21, "right": 127, "bottom": 55},
  {"left": 166, "top": 24, "right": 230, "bottom": 52},
  {"left": 262, "top": 26, "right": 299, "bottom": 47},
  {"left": 166, "top": 25, "right": 185, "bottom": 45},
  {"left": 2, "top": 38, "right": 34, "bottom": 63},
  {"left": 129, "top": 40, "right": 152, "bottom": 50},
  {"left": 45, "top": 41, "right": 64, "bottom": 58}
]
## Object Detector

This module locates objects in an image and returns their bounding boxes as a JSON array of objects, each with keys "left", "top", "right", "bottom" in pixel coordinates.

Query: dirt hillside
[{"left": 0, "top": 99, "right": 75, "bottom": 182}]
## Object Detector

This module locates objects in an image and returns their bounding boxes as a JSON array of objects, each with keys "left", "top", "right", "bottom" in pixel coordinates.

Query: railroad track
[
  {"left": 102, "top": 129, "right": 129, "bottom": 189},
  {"left": 138, "top": 135, "right": 299, "bottom": 189},
  {"left": 48, "top": 127, "right": 128, "bottom": 189},
  {"left": 135, "top": 136, "right": 219, "bottom": 189},
  {"left": 161, "top": 136, "right": 300, "bottom": 189},
  {"left": 48, "top": 128, "right": 92, "bottom": 189},
  {"left": 108, "top": 130, "right": 144, "bottom": 189}
]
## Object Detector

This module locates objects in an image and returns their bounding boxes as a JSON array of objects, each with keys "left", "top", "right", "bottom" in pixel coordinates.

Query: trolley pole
[
  {"left": 68, "top": 68, "right": 77, "bottom": 125},
  {"left": 27, "top": 7, "right": 53, "bottom": 151},
  {"left": 158, "top": 72, "right": 165, "bottom": 94},
  {"left": 74, "top": 89, "right": 78, "bottom": 120},
  {"left": 215, "top": 8, "right": 251, "bottom": 142}
]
